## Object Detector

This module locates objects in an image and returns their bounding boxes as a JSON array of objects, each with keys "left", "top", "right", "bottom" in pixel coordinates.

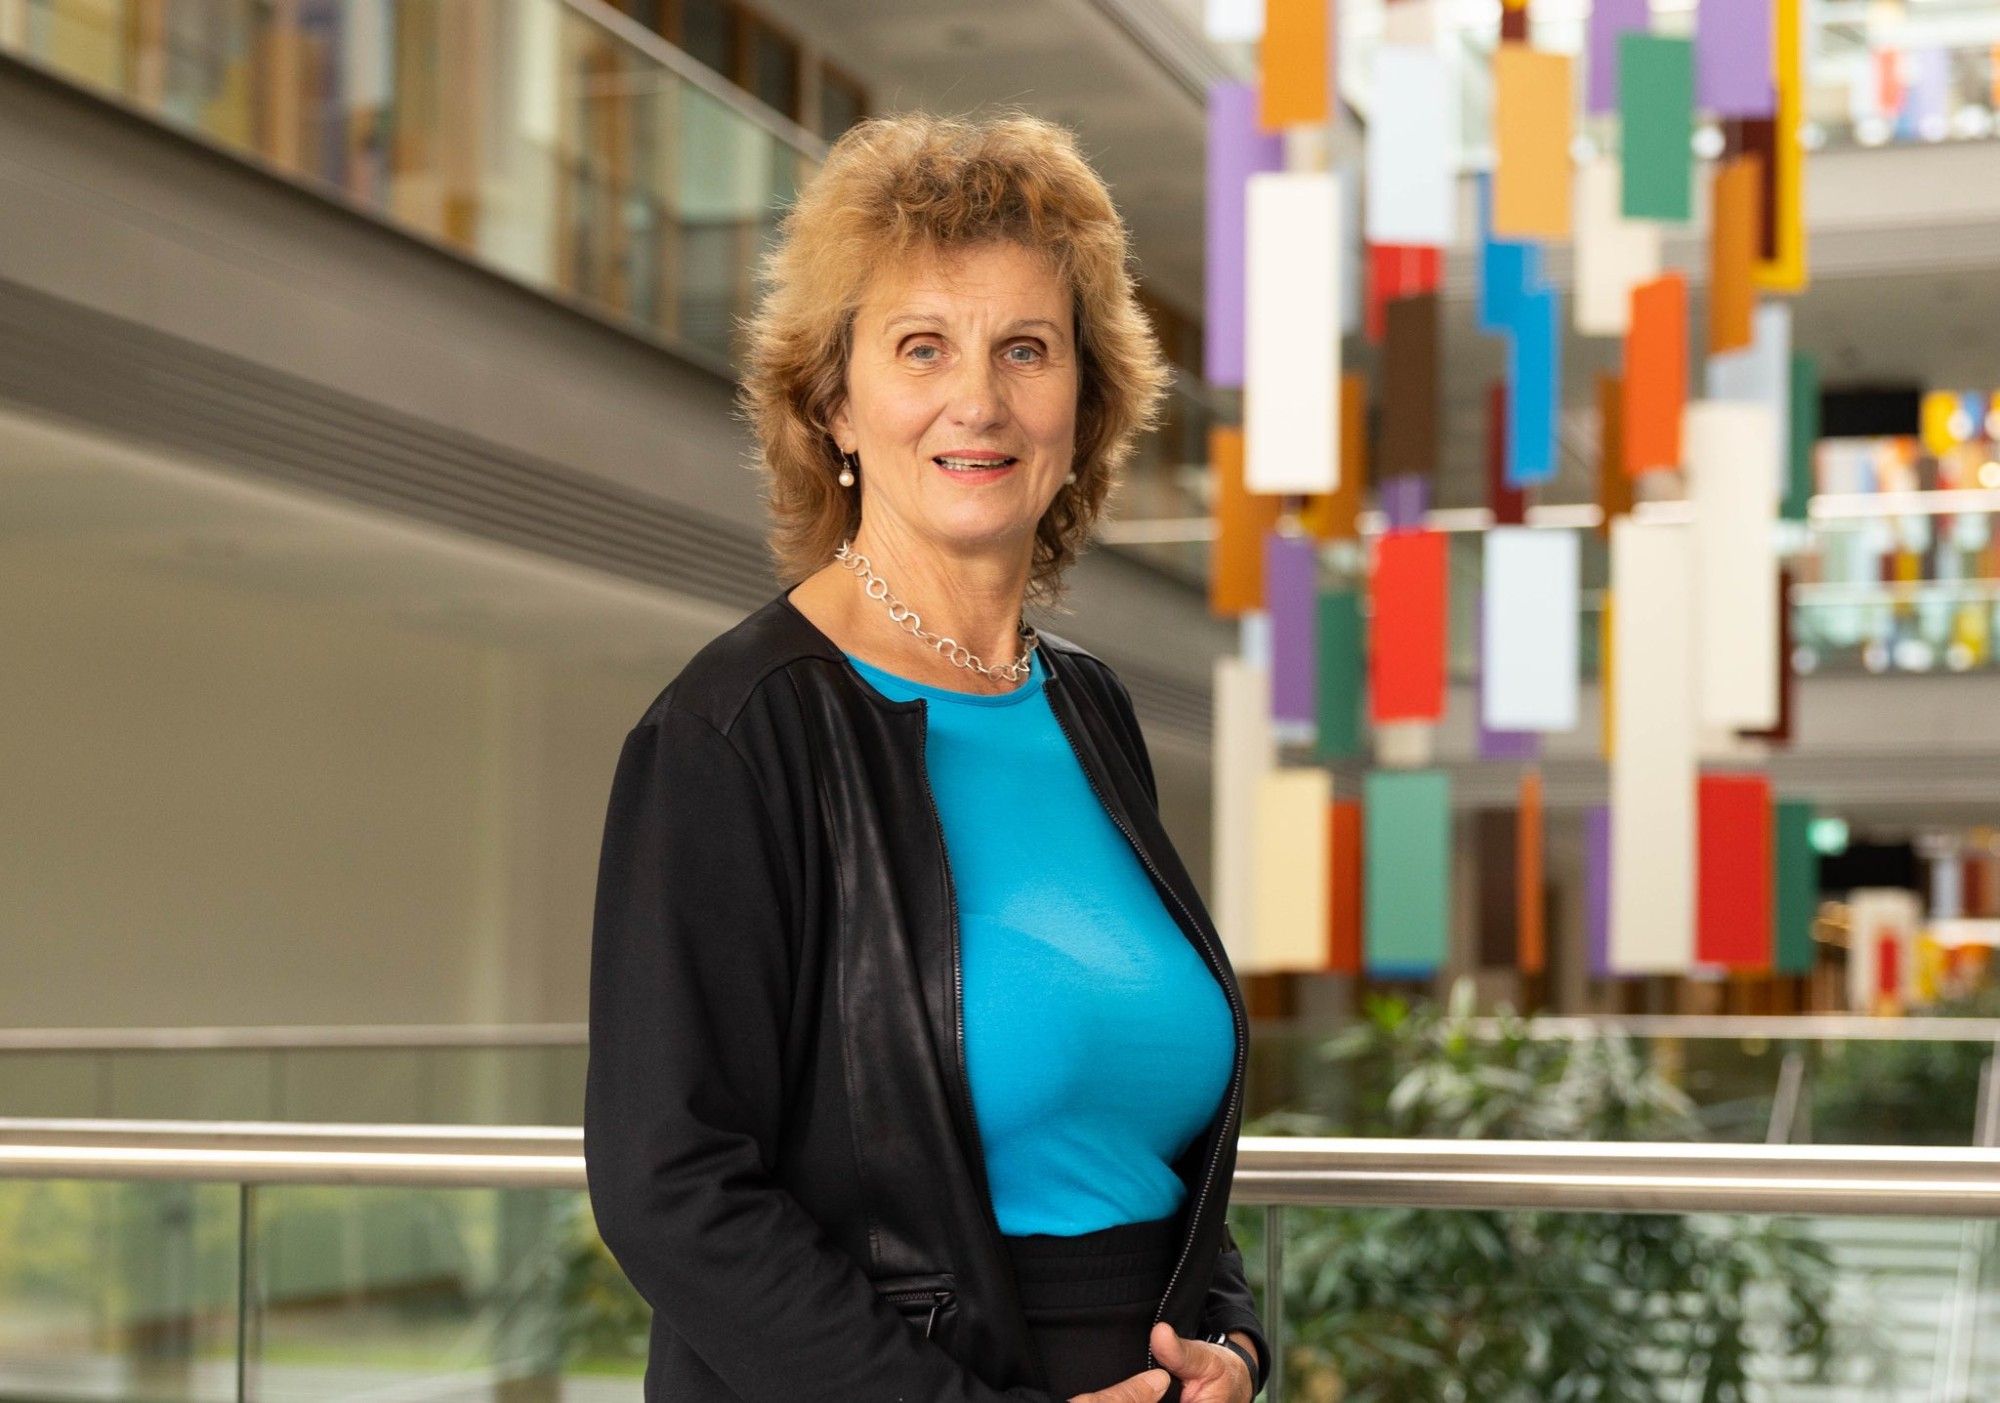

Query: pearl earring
[
  {"left": 1064, "top": 470, "right": 1077, "bottom": 485},
  {"left": 838, "top": 451, "right": 857, "bottom": 487}
]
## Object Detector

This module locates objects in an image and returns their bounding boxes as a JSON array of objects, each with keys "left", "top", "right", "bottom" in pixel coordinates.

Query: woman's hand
[
  {"left": 1142, "top": 1321, "right": 1254, "bottom": 1402},
  {"left": 1068, "top": 1365, "right": 1173, "bottom": 1401}
]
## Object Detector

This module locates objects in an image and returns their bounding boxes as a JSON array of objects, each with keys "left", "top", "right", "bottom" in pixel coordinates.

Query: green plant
[{"left": 1236, "top": 981, "right": 1847, "bottom": 1402}]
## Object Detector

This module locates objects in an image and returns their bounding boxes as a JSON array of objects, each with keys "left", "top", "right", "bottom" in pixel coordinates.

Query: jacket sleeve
[
  {"left": 583, "top": 709, "right": 1061, "bottom": 1403},
  {"left": 1198, "top": 1222, "right": 1272, "bottom": 1398}
]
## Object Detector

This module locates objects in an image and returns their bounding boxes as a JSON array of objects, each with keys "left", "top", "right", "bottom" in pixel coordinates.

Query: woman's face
[{"left": 830, "top": 239, "right": 1079, "bottom": 559}]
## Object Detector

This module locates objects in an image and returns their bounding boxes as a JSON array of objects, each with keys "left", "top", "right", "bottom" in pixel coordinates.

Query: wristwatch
[{"left": 1204, "top": 1329, "right": 1261, "bottom": 1393}]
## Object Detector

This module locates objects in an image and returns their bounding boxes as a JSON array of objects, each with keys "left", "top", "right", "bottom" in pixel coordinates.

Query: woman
[{"left": 584, "top": 110, "right": 1268, "bottom": 1403}]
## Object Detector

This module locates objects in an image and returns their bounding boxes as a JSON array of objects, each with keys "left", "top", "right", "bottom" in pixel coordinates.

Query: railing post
[{"left": 1264, "top": 1203, "right": 1283, "bottom": 1401}]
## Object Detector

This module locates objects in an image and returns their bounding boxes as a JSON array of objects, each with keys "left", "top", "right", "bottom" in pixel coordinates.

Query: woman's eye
[
  {"left": 1007, "top": 344, "right": 1043, "bottom": 364},
  {"left": 907, "top": 342, "right": 941, "bottom": 363}
]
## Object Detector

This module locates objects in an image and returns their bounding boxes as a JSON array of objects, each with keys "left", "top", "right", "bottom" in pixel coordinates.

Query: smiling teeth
[{"left": 938, "top": 457, "right": 1014, "bottom": 469}]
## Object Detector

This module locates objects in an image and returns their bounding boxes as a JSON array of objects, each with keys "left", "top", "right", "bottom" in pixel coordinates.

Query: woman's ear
[{"left": 827, "top": 398, "right": 853, "bottom": 455}]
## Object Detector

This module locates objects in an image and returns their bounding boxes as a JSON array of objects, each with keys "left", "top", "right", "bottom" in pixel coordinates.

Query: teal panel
[{"left": 1364, "top": 769, "right": 1452, "bottom": 974}]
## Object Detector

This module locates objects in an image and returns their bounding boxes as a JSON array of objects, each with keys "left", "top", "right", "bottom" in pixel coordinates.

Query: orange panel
[
  {"left": 1260, "top": 0, "right": 1331, "bottom": 128},
  {"left": 1518, "top": 769, "right": 1546, "bottom": 976},
  {"left": 1302, "top": 372, "right": 1369, "bottom": 540},
  {"left": 1709, "top": 155, "right": 1761, "bottom": 354},
  {"left": 1623, "top": 273, "right": 1688, "bottom": 474},
  {"left": 1209, "top": 424, "right": 1284, "bottom": 615}
]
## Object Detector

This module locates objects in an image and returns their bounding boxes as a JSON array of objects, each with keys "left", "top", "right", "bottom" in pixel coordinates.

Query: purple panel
[
  {"left": 1696, "top": 0, "right": 1775, "bottom": 118},
  {"left": 1905, "top": 49, "right": 1951, "bottom": 138},
  {"left": 1205, "top": 81, "right": 1285, "bottom": 388},
  {"left": 1266, "top": 530, "right": 1319, "bottom": 724},
  {"left": 1587, "top": 0, "right": 1652, "bottom": 115},
  {"left": 1586, "top": 804, "right": 1612, "bottom": 977},
  {"left": 1379, "top": 474, "right": 1431, "bottom": 530}
]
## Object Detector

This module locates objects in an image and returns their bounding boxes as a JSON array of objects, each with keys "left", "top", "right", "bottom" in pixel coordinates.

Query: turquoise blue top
[{"left": 842, "top": 644, "right": 1234, "bottom": 1238}]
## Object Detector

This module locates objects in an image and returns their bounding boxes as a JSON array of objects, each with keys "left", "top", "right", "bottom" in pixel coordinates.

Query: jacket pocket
[{"left": 870, "top": 1271, "right": 959, "bottom": 1341}]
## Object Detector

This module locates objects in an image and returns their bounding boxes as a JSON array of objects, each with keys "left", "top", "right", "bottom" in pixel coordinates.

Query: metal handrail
[
  {"left": 18, "top": 1011, "right": 2000, "bottom": 1056},
  {"left": 0, "top": 1022, "right": 588, "bottom": 1052},
  {"left": 7, "top": 1123, "right": 2000, "bottom": 1216}
]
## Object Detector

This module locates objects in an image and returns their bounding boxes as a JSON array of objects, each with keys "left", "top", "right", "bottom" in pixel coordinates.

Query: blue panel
[
  {"left": 1478, "top": 170, "right": 1545, "bottom": 334},
  {"left": 1505, "top": 286, "right": 1560, "bottom": 486}
]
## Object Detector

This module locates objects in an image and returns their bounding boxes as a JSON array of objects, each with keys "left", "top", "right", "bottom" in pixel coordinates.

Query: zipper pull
[{"left": 924, "top": 1288, "right": 952, "bottom": 1337}]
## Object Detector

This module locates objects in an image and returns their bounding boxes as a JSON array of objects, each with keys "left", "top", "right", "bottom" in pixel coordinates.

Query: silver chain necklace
[{"left": 833, "top": 539, "right": 1039, "bottom": 684}]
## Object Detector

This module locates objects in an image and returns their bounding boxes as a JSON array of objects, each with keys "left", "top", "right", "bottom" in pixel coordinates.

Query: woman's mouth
[{"left": 933, "top": 455, "right": 1018, "bottom": 479}]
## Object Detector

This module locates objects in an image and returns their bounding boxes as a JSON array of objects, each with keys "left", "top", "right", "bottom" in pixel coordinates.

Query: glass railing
[
  {"left": 0, "top": 0, "right": 824, "bottom": 371},
  {"left": 16, "top": 1014, "right": 2000, "bottom": 1151},
  {"left": 0, "top": 1026, "right": 588, "bottom": 1127},
  {"left": 7, "top": 1123, "right": 2000, "bottom": 1400}
]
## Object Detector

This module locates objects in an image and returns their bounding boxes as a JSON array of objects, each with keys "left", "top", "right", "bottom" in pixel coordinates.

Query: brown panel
[
  {"left": 1380, "top": 293, "right": 1440, "bottom": 480},
  {"left": 1476, "top": 808, "right": 1521, "bottom": 969},
  {"left": 1598, "top": 374, "right": 1632, "bottom": 534}
]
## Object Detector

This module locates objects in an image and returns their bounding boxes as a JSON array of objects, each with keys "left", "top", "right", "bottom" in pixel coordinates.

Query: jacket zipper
[
  {"left": 881, "top": 1286, "right": 956, "bottom": 1339},
  {"left": 1042, "top": 674, "right": 1249, "bottom": 1377},
  {"left": 913, "top": 703, "right": 1051, "bottom": 1391}
]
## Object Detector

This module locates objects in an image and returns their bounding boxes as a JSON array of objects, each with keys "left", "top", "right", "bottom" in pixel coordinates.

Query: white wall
[{"left": 0, "top": 545, "right": 659, "bottom": 1030}]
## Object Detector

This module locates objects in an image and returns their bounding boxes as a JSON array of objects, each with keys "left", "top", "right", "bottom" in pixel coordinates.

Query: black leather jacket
[{"left": 584, "top": 590, "right": 1268, "bottom": 1402}]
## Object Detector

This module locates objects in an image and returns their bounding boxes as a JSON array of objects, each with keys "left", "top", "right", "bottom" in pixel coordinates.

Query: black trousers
[{"left": 1001, "top": 1209, "right": 1185, "bottom": 1403}]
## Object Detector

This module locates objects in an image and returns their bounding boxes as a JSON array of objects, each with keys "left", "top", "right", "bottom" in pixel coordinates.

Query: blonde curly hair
[{"left": 735, "top": 107, "right": 1174, "bottom": 612}]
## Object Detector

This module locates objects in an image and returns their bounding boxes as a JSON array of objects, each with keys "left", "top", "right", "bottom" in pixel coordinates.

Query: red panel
[
  {"left": 1488, "top": 380, "right": 1526, "bottom": 525},
  {"left": 1328, "top": 799, "right": 1363, "bottom": 974},
  {"left": 1697, "top": 773, "right": 1774, "bottom": 970},
  {"left": 1366, "top": 243, "right": 1443, "bottom": 343},
  {"left": 1368, "top": 529, "right": 1449, "bottom": 722}
]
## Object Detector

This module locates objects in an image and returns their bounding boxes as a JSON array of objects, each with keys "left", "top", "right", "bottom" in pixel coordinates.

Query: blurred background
[{"left": 7, "top": 0, "right": 2000, "bottom": 1399}]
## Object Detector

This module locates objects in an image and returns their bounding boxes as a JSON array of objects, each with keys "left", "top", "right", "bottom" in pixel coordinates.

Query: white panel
[
  {"left": 1205, "top": 0, "right": 1264, "bottom": 42},
  {"left": 1246, "top": 172, "right": 1342, "bottom": 493},
  {"left": 1705, "top": 303, "right": 1793, "bottom": 505},
  {"left": 1365, "top": 46, "right": 1456, "bottom": 245},
  {"left": 1382, "top": 0, "right": 1440, "bottom": 44},
  {"left": 1573, "top": 154, "right": 1661, "bottom": 335},
  {"left": 1483, "top": 527, "right": 1581, "bottom": 731},
  {"left": 1212, "top": 655, "right": 1275, "bottom": 971},
  {"left": 1609, "top": 517, "right": 1696, "bottom": 974},
  {"left": 1686, "top": 400, "right": 1780, "bottom": 729},
  {"left": 1251, "top": 767, "right": 1333, "bottom": 971},
  {"left": 1846, "top": 888, "right": 1922, "bottom": 1011}
]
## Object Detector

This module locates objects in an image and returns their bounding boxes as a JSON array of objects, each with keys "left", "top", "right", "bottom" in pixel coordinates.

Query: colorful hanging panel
[
  {"left": 1609, "top": 517, "right": 1697, "bottom": 973},
  {"left": 1492, "top": 45, "right": 1573, "bottom": 240},
  {"left": 1696, "top": 772, "right": 1774, "bottom": 970},
  {"left": 1204, "top": 82, "right": 1283, "bottom": 387},
  {"left": 1686, "top": 400, "right": 1781, "bottom": 731},
  {"left": 1329, "top": 797, "right": 1363, "bottom": 974},
  {"left": 1364, "top": 769, "right": 1452, "bottom": 976},
  {"left": 1620, "top": 34, "right": 1694, "bottom": 221},
  {"left": 1252, "top": 767, "right": 1334, "bottom": 970},
  {"left": 1315, "top": 587, "right": 1365, "bottom": 761},
  {"left": 1246, "top": 172, "right": 1342, "bottom": 493},
  {"left": 1266, "top": 531, "right": 1320, "bottom": 725},
  {"left": 1773, "top": 798, "right": 1818, "bottom": 976},
  {"left": 1483, "top": 526, "right": 1581, "bottom": 733},
  {"left": 1209, "top": 424, "right": 1283, "bottom": 615},
  {"left": 1624, "top": 274, "right": 1688, "bottom": 474},
  {"left": 1574, "top": 154, "right": 1661, "bottom": 335},
  {"left": 1369, "top": 529, "right": 1449, "bottom": 723},
  {"left": 1211, "top": 654, "right": 1274, "bottom": 968}
]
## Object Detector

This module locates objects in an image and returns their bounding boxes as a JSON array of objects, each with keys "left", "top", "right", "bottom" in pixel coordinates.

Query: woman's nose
[{"left": 943, "top": 357, "right": 1006, "bottom": 427}]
